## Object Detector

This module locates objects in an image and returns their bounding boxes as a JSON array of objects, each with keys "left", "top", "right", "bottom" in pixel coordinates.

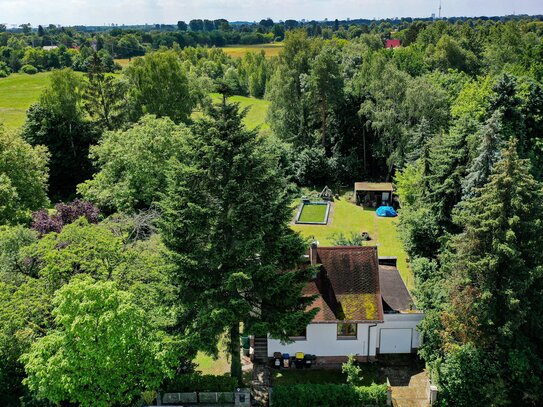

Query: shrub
[
  {"left": 0, "top": 61, "right": 11, "bottom": 78},
  {"left": 293, "top": 146, "right": 333, "bottom": 187},
  {"left": 31, "top": 199, "right": 100, "bottom": 235},
  {"left": 163, "top": 374, "right": 237, "bottom": 393},
  {"left": 342, "top": 355, "right": 364, "bottom": 386},
  {"left": 20, "top": 64, "right": 38, "bottom": 74},
  {"left": 272, "top": 383, "right": 388, "bottom": 407},
  {"left": 0, "top": 61, "right": 10, "bottom": 77}
]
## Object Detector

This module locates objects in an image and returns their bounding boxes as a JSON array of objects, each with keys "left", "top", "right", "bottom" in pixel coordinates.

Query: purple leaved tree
[{"left": 31, "top": 200, "right": 100, "bottom": 236}]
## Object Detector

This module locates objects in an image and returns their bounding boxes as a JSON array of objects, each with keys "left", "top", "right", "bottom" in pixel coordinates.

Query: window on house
[{"left": 337, "top": 323, "right": 357, "bottom": 338}]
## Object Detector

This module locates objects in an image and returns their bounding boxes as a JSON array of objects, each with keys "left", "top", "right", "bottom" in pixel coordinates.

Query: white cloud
[{"left": 0, "top": 0, "right": 540, "bottom": 26}]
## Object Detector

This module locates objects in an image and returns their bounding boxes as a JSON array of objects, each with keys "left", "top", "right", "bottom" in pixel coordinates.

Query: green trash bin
[{"left": 241, "top": 336, "right": 250, "bottom": 357}]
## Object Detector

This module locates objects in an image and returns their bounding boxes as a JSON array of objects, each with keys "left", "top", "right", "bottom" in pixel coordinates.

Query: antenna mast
[{"left": 439, "top": 0, "right": 442, "bottom": 19}]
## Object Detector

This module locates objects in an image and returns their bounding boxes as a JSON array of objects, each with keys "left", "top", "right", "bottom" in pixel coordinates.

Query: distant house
[
  {"left": 386, "top": 39, "right": 401, "bottom": 49},
  {"left": 260, "top": 244, "right": 423, "bottom": 364},
  {"left": 42, "top": 45, "right": 58, "bottom": 51}
]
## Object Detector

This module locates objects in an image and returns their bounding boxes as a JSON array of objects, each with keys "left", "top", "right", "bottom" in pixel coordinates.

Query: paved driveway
[
  {"left": 390, "top": 370, "right": 430, "bottom": 407},
  {"left": 378, "top": 355, "right": 430, "bottom": 407}
]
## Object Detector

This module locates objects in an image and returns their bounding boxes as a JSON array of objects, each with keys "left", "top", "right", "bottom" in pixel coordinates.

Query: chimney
[{"left": 310, "top": 241, "right": 318, "bottom": 265}]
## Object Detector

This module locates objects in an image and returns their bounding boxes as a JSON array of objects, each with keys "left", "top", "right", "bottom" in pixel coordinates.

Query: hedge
[
  {"left": 163, "top": 373, "right": 238, "bottom": 392},
  {"left": 272, "top": 383, "right": 388, "bottom": 407},
  {"left": 20, "top": 64, "right": 38, "bottom": 74}
]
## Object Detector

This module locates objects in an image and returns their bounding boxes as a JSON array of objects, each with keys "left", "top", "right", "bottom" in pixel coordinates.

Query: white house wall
[
  {"left": 266, "top": 313, "right": 424, "bottom": 358},
  {"left": 267, "top": 323, "right": 378, "bottom": 357}
]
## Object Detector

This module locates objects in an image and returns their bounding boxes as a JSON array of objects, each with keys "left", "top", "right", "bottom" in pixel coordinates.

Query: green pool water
[{"left": 298, "top": 203, "right": 328, "bottom": 223}]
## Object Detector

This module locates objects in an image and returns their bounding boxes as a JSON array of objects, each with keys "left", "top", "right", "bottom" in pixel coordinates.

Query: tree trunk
[
  {"left": 362, "top": 124, "right": 367, "bottom": 173},
  {"left": 229, "top": 323, "right": 242, "bottom": 385},
  {"left": 321, "top": 98, "right": 328, "bottom": 155}
]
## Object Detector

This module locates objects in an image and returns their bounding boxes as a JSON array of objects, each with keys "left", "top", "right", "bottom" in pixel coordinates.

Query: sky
[{"left": 0, "top": 0, "right": 542, "bottom": 27}]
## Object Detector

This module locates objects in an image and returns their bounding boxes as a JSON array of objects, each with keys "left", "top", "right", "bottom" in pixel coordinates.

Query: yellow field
[
  {"left": 114, "top": 58, "right": 132, "bottom": 68},
  {"left": 220, "top": 43, "right": 284, "bottom": 58}
]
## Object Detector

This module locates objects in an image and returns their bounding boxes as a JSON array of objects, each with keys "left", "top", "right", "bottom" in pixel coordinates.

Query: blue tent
[{"left": 376, "top": 206, "right": 397, "bottom": 217}]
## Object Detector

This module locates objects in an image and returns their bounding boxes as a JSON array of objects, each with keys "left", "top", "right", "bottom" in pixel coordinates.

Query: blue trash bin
[{"left": 282, "top": 353, "right": 290, "bottom": 368}]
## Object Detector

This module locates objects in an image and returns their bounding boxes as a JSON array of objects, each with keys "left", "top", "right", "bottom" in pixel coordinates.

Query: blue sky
[{"left": 0, "top": 0, "right": 542, "bottom": 27}]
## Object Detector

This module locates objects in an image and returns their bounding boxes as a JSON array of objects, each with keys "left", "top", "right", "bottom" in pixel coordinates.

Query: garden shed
[{"left": 354, "top": 182, "right": 394, "bottom": 207}]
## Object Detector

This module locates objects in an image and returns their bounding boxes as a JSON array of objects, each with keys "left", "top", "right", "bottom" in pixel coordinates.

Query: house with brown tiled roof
[{"left": 265, "top": 243, "right": 423, "bottom": 363}]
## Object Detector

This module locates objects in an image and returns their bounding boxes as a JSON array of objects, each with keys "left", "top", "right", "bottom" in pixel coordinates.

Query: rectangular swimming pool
[{"left": 295, "top": 202, "right": 331, "bottom": 225}]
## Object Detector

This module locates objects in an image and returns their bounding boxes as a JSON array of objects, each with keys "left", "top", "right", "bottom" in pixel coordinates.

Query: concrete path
[{"left": 389, "top": 370, "right": 430, "bottom": 407}]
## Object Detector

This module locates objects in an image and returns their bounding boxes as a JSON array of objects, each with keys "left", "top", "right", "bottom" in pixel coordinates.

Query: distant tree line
[{"left": 1, "top": 15, "right": 542, "bottom": 77}]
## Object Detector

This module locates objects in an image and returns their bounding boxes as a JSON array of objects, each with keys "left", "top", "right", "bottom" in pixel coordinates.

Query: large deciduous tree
[
  {"left": 21, "top": 276, "right": 178, "bottom": 407},
  {"left": 78, "top": 115, "right": 190, "bottom": 213},
  {"left": 0, "top": 128, "right": 49, "bottom": 225},
  {"left": 21, "top": 68, "right": 99, "bottom": 200},
  {"left": 159, "top": 101, "right": 315, "bottom": 383},
  {"left": 124, "top": 51, "right": 195, "bottom": 124},
  {"left": 0, "top": 217, "right": 178, "bottom": 404}
]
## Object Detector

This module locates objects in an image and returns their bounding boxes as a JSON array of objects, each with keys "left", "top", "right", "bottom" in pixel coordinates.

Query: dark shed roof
[{"left": 378, "top": 264, "right": 415, "bottom": 312}]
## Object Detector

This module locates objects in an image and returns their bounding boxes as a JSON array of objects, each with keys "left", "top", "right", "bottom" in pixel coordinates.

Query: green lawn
[
  {"left": 198, "top": 93, "right": 270, "bottom": 130},
  {"left": 0, "top": 72, "right": 53, "bottom": 129},
  {"left": 194, "top": 350, "right": 231, "bottom": 375},
  {"left": 297, "top": 203, "right": 328, "bottom": 223},
  {"left": 292, "top": 198, "right": 413, "bottom": 290}
]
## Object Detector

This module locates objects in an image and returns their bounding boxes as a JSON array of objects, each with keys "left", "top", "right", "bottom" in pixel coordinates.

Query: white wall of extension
[
  {"left": 377, "top": 313, "right": 424, "bottom": 353},
  {"left": 267, "top": 323, "right": 378, "bottom": 357},
  {"left": 267, "top": 313, "right": 424, "bottom": 357}
]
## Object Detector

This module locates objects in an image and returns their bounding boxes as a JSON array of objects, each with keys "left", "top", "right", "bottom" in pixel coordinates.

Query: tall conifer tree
[
  {"left": 159, "top": 101, "right": 315, "bottom": 383},
  {"left": 444, "top": 140, "right": 543, "bottom": 404}
]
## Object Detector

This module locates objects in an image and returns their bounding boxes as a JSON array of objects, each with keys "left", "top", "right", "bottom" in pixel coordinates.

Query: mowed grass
[
  {"left": 0, "top": 72, "right": 53, "bottom": 129},
  {"left": 292, "top": 198, "right": 413, "bottom": 290},
  {"left": 220, "top": 43, "right": 284, "bottom": 58},
  {"left": 194, "top": 350, "right": 231, "bottom": 375},
  {"left": 298, "top": 203, "right": 328, "bottom": 223},
  {"left": 194, "top": 93, "right": 270, "bottom": 130},
  {"left": 0, "top": 73, "right": 270, "bottom": 132}
]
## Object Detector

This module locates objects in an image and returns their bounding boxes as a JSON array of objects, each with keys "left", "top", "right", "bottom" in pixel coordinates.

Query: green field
[
  {"left": 292, "top": 198, "right": 413, "bottom": 290},
  {"left": 0, "top": 72, "right": 52, "bottom": 129},
  {"left": 297, "top": 203, "right": 328, "bottom": 223},
  {"left": 0, "top": 72, "right": 270, "bottom": 131},
  {"left": 204, "top": 93, "right": 270, "bottom": 130},
  {"left": 220, "top": 43, "right": 284, "bottom": 58}
]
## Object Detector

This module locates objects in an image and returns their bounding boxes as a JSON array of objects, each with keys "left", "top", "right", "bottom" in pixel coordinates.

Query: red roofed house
[
  {"left": 264, "top": 243, "right": 423, "bottom": 363},
  {"left": 386, "top": 39, "right": 401, "bottom": 49}
]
